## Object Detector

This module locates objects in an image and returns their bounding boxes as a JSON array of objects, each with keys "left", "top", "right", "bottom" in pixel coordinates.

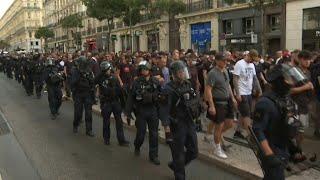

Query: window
[
  {"left": 34, "top": 3, "right": 37, "bottom": 7},
  {"left": 223, "top": 20, "right": 233, "bottom": 35},
  {"left": 243, "top": 17, "right": 254, "bottom": 34},
  {"left": 303, "top": 7, "right": 320, "bottom": 30},
  {"left": 28, "top": 12, "right": 31, "bottom": 19},
  {"left": 29, "top": 31, "right": 32, "bottom": 38},
  {"left": 35, "top": 41, "right": 39, "bottom": 46},
  {"left": 27, "top": 3, "right": 30, "bottom": 7},
  {"left": 30, "top": 41, "right": 33, "bottom": 46},
  {"left": 269, "top": 14, "right": 281, "bottom": 31}
]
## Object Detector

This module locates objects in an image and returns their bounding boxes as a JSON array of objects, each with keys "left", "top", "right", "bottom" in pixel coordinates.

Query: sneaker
[
  {"left": 233, "top": 131, "right": 246, "bottom": 140},
  {"left": 214, "top": 144, "right": 228, "bottom": 159}
]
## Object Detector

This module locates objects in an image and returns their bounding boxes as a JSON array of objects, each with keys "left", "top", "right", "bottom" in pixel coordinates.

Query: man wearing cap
[
  {"left": 205, "top": 53, "right": 237, "bottom": 159},
  {"left": 233, "top": 49, "right": 262, "bottom": 139}
]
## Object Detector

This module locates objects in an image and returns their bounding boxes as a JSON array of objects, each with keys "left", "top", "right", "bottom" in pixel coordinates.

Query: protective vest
[{"left": 135, "top": 77, "right": 159, "bottom": 105}]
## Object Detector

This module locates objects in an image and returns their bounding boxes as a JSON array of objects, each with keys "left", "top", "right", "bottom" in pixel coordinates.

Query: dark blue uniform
[
  {"left": 127, "top": 76, "right": 161, "bottom": 160},
  {"left": 22, "top": 59, "right": 34, "bottom": 96},
  {"left": 252, "top": 92, "right": 293, "bottom": 180},
  {"left": 71, "top": 67, "right": 95, "bottom": 134},
  {"left": 159, "top": 80, "right": 200, "bottom": 180},
  {"left": 32, "top": 59, "right": 45, "bottom": 98},
  {"left": 44, "top": 65, "right": 63, "bottom": 117},
  {"left": 95, "top": 73, "right": 126, "bottom": 144}
]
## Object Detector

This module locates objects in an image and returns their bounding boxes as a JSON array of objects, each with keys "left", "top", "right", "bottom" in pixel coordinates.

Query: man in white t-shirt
[{"left": 233, "top": 49, "right": 262, "bottom": 139}]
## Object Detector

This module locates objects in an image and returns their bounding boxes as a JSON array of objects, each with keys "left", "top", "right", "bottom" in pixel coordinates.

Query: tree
[
  {"left": 35, "top": 27, "right": 54, "bottom": 52},
  {"left": 0, "top": 40, "right": 10, "bottom": 50},
  {"left": 121, "top": 0, "right": 149, "bottom": 52},
  {"left": 61, "top": 14, "right": 83, "bottom": 51},
  {"left": 150, "top": 0, "right": 186, "bottom": 50},
  {"left": 82, "top": 0, "right": 126, "bottom": 52},
  {"left": 224, "top": 0, "right": 285, "bottom": 55}
]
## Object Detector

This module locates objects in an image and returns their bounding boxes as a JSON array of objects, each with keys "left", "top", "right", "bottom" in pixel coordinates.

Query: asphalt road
[{"left": 0, "top": 73, "right": 243, "bottom": 180}]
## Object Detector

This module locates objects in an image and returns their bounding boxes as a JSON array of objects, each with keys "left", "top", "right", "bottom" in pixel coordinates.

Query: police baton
[{"left": 247, "top": 126, "right": 265, "bottom": 176}]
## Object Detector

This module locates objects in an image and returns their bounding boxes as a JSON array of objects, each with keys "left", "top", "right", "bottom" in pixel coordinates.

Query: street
[{"left": 0, "top": 74, "right": 242, "bottom": 180}]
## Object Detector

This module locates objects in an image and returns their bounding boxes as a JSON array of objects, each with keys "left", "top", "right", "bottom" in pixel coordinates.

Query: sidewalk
[{"left": 88, "top": 102, "right": 320, "bottom": 180}]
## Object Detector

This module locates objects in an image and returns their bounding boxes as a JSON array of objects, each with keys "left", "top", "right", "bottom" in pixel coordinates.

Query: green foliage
[
  {"left": 61, "top": 14, "right": 83, "bottom": 29},
  {"left": 121, "top": 0, "right": 148, "bottom": 26},
  {"left": 82, "top": 0, "right": 125, "bottom": 22},
  {"left": 153, "top": 0, "right": 186, "bottom": 16},
  {"left": 0, "top": 40, "right": 10, "bottom": 49},
  {"left": 35, "top": 27, "right": 54, "bottom": 39}
]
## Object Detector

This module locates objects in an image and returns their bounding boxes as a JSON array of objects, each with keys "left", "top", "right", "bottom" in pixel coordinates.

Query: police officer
[
  {"left": 94, "top": 61, "right": 129, "bottom": 146},
  {"left": 32, "top": 54, "right": 45, "bottom": 98},
  {"left": 44, "top": 58, "right": 64, "bottom": 120},
  {"left": 22, "top": 56, "right": 34, "bottom": 96},
  {"left": 71, "top": 56, "right": 95, "bottom": 137},
  {"left": 159, "top": 60, "right": 200, "bottom": 180},
  {"left": 126, "top": 60, "right": 161, "bottom": 165},
  {"left": 252, "top": 64, "right": 308, "bottom": 180},
  {"left": 5, "top": 56, "right": 13, "bottom": 79}
]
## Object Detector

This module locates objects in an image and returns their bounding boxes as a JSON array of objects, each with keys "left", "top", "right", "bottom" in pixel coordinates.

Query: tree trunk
[{"left": 260, "top": 7, "right": 266, "bottom": 56}]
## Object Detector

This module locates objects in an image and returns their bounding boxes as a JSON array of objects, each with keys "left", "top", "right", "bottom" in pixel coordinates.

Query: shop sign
[
  {"left": 251, "top": 34, "right": 258, "bottom": 44},
  {"left": 231, "top": 39, "right": 246, "bottom": 44}
]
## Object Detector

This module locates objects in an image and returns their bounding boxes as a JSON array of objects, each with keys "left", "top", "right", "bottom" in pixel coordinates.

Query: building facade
[
  {"left": 0, "top": 0, "right": 43, "bottom": 52},
  {"left": 286, "top": 0, "right": 320, "bottom": 51}
]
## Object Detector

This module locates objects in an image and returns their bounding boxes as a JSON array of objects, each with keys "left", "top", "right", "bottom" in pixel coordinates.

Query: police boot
[
  {"left": 149, "top": 157, "right": 160, "bottom": 165},
  {"left": 119, "top": 140, "right": 130, "bottom": 147},
  {"left": 86, "top": 131, "right": 95, "bottom": 137}
]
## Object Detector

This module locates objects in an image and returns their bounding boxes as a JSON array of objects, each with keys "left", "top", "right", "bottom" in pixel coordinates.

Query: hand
[
  {"left": 232, "top": 98, "right": 238, "bottom": 108},
  {"left": 208, "top": 106, "right": 216, "bottom": 116},
  {"left": 236, "top": 95, "right": 242, "bottom": 103},
  {"left": 305, "top": 82, "right": 314, "bottom": 91}
]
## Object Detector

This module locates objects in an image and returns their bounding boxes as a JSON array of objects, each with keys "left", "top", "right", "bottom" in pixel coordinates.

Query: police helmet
[
  {"left": 45, "top": 58, "right": 54, "bottom": 66},
  {"left": 266, "top": 64, "right": 308, "bottom": 86},
  {"left": 170, "top": 60, "right": 190, "bottom": 80},
  {"left": 76, "top": 56, "right": 90, "bottom": 71},
  {"left": 100, "top": 61, "right": 113, "bottom": 72},
  {"left": 138, "top": 60, "right": 151, "bottom": 72}
]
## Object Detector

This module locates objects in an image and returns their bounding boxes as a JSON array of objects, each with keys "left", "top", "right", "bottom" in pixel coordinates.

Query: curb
[{"left": 90, "top": 105, "right": 262, "bottom": 180}]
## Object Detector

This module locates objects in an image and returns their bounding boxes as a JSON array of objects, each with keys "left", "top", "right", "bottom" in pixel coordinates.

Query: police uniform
[
  {"left": 95, "top": 71, "right": 128, "bottom": 145},
  {"left": 158, "top": 60, "right": 201, "bottom": 180},
  {"left": 44, "top": 60, "right": 64, "bottom": 120},
  {"left": 32, "top": 57, "right": 45, "bottom": 98},
  {"left": 22, "top": 58, "right": 34, "bottom": 96},
  {"left": 71, "top": 57, "right": 95, "bottom": 136},
  {"left": 159, "top": 80, "right": 200, "bottom": 180},
  {"left": 251, "top": 64, "right": 307, "bottom": 180},
  {"left": 127, "top": 75, "right": 161, "bottom": 163}
]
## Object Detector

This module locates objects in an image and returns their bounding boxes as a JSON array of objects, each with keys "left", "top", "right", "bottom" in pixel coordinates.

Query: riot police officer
[
  {"left": 94, "top": 61, "right": 129, "bottom": 146},
  {"left": 31, "top": 54, "right": 45, "bottom": 98},
  {"left": 44, "top": 58, "right": 64, "bottom": 120},
  {"left": 159, "top": 60, "right": 200, "bottom": 180},
  {"left": 126, "top": 61, "right": 161, "bottom": 165},
  {"left": 71, "top": 56, "right": 95, "bottom": 137},
  {"left": 22, "top": 56, "right": 34, "bottom": 96},
  {"left": 251, "top": 64, "right": 308, "bottom": 180}
]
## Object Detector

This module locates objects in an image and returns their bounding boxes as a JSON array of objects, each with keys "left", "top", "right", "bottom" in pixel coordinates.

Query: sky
[{"left": 0, "top": 0, "right": 14, "bottom": 19}]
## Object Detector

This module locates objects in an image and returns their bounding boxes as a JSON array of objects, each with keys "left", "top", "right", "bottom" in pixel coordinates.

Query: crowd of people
[{"left": 0, "top": 48, "right": 319, "bottom": 180}]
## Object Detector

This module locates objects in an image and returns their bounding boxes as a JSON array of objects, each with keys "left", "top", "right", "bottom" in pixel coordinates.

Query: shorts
[
  {"left": 207, "top": 100, "right": 234, "bottom": 124},
  {"left": 298, "top": 114, "right": 309, "bottom": 133},
  {"left": 238, "top": 95, "right": 252, "bottom": 118}
]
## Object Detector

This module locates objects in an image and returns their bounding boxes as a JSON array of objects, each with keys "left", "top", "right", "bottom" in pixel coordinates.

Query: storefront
[
  {"left": 302, "top": 7, "right": 320, "bottom": 51},
  {"left": 190, "top": 22, "right": 211, "bottom": 53},
  {"left": 147, "top": 29, "right": 159, "bottom": 52}
]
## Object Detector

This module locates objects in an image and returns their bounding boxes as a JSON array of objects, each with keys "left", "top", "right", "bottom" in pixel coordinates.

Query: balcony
[
  {"left": 217, "top": 0, "right": 250, "bottom": 8},
  {"left": 186, "top": 0, "right": 213, "bottom": 13}
]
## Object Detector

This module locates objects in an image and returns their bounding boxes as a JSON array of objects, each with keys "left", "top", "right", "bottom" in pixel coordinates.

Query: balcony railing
[
  {"left": 217, "top": 0, "right": 250, "bottom": 8},
  {"left": 186, "top": 0, "right": 213, "bottom": 13}
]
